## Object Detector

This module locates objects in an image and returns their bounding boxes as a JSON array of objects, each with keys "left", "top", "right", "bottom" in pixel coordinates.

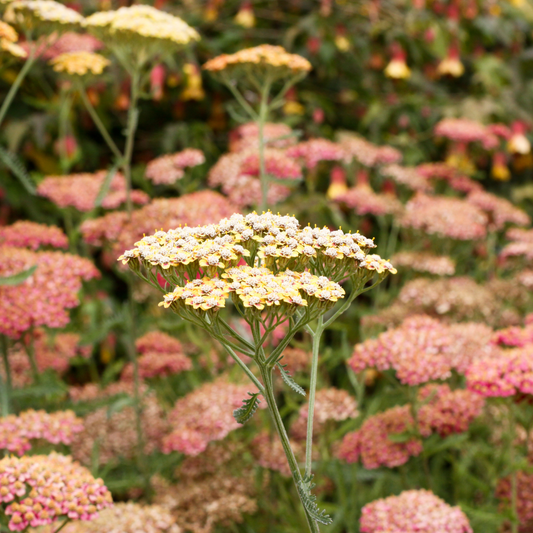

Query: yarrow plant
[{"left": 120, "top": 211, "right": 396, "bottom": 532}]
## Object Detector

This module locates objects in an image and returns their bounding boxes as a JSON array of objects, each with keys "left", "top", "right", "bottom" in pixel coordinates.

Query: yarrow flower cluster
[
  {"left": 0, "top": 246, "right": 99, "bottom": 338},
  {"left": 467, "top": 190, "right": 530, "bottom": 231},
  {"left": 416, "top": 163, "right": 482, "bottom": 193},
  {"left": 338, "top": 132, "right": 402, "bottom": 168},
  {"left": 229, "top": 122, "right": 295, "bottom": 152},
  {"left": 381, "top": 164, "right": 433, "bottom": 192},
  {"left": 0, "top": 409, "right": 84, "bottom": 455},
  {"left": 286, "top": 139, "right": 345, "bottom": 169},
  {"left": 466, "top": 347, "right": 533, "bottom": 397},
  {"left": 162, "top": 378, "right": 265, "bottom": 456},
  {"left": 42, "top": 503, "right": 181, "bottom": 533},
  {"left": 496, "top": 471, "right": 533, "bottom": 530},
  {"left": 37, "top": 170, "right": 149, "bottom": 212},
  {"left": 252, "top": 430, "right": 305, "bottom": 477},
  {"left": 0, "top": 221, "right": 68, "bottom": 250},
  {"left": 0, "top": 453, "right": 112, "bottom": 531},
  {"left": 434, "top": 117, "right": 498, "bottom": 149},
  {"left": 145, "top": 148, "right": 205, "bottom": 185},
  {"left": 85, "top": 5, "right": 199, "bottom": 65},
  {"left": 360, "top": 490, "right": 472, "bottom": 533},
  {"left": 390, "top": 251, "right": 456, "bottom": 276},
  {"left": 401, "top": 193, "right": 488, "bottom": 240},
  {"left": 0, "top": 20, "right": 26, "bottom": 59},
  {"left": 349, "top": 315, "right": 498, "bottom": 385},
  {"left": 203, "top": 44, "right": 311, "bottom": 83},
  {"left": 337, "top": 182, "right": 403, "bottom": 217},
  {"left": 4, "top": 0, "right": 84, "bottom": 34},
  {"left": 50, "top": 51, "right": 110, "bottom": 76},
  {"left": 38, "top": 32, "right": 103, "bottom": 60}
]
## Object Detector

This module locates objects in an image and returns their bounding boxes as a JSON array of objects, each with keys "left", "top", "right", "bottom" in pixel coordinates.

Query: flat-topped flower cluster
[{"left": 119, "top": 212, "right": 396, "bottom": 319}]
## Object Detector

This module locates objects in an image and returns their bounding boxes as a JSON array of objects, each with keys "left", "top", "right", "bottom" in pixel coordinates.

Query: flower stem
[
  {"left": 0, "top": 52, "right": 37, "bottom": 130},
  {"left": 123, "top": 69, "right": 141, "bottom": 218},
  {"left": 258, "top": 81, "right": 271, "bottom": 213},
  {"left": 25, "top": 328, "right": 40, "bottom": 384},
  {"left": 259, "top": 365, "right": 321, "bottom": 533},
  {"left": 0, "top": 335, "right": 11, "bottom": 415},
  {"left": 77, "top": 81, "right": 123, "bottom": 162},
  {"left": 305, "top": 316, "right": 323, "bottom": 477},
  {"left": 53, "top": 518, "right": 70, "bottom": 533},
  {"left": 509, "top": 403, "right": 519, "bottom": 533}
]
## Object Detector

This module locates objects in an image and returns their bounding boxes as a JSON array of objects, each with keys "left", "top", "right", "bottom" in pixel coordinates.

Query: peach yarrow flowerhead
[
  {"left": 0, "top": 20, "right": 26, "bottom": 59},
  {"left": 50, "top": 51, "right": 109, "bottom": 76},
  {"left": 203, "top": 44, "right": 311, "bottom": 85},
  {"left": 0, "top": 453, "right": 112, "bottom": 531}
]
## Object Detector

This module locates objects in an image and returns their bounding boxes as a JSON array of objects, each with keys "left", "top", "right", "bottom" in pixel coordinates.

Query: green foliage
[
  {"left": 297, "top": 474, "right": 333, "bottom": 526},
  {"left": 233, "top": 392, "right": 261, "bottom": 425},
  {"left": 0, "top": 265, "right": 36, "bottom": 286},
  {"left": 277, "top": 361, "right": 306, "bottom": 396}
]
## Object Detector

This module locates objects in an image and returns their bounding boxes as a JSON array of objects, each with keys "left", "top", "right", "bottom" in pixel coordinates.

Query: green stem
[
  {"left": 509, "top": 403, "right": 519, "bottom": 533},
  {"left": 258, "top": 80, "right": 272, "bottom": 212},
  {"left": 1, "top": 335, "right": 11, "bottom": 415},
  {"left": 259, "top": 365, "right": 321, "bottom": 533},
  {"left": 0, "top": 52, "right": 37, "bottom": 130},
  {"left": 58, "top": 88, "right": 73, "bottom": 174},
  {"left": 53, "top": 518, "right": 70, "bottom": 533},
  {"left": 123, "top": 69, "right": 141, "bottom": 217},
  {"left": 77, "top": 81, "right": 123, "bottom": 162},
  {"left": 305, "top": 315, "right": 323, "bottom": 477},
  {"left": 25, "top": 328, "right": 39, "bottom": 383},
  {"left": 218, "top": 342, "right": 265, "bottom": 395}
]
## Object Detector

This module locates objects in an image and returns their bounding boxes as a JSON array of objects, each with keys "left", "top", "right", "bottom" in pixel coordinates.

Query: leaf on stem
[
  {"left": 0, "top": 265, "right": 37, "bottom": 286},
  {"left": 0, "top": 146, "right": 36, "bottom": 194},
  {"left": 277, "top": 362, "right": 305, "bottom": 396},
  {"left": 297, "top": 474, "right": 333, "bottom": 526},
  {"left": 95, "top": 162, "right": 120, "bottom": 207},
  {"left": 233, "top": 392, "right": 261, "bottom": 424}
]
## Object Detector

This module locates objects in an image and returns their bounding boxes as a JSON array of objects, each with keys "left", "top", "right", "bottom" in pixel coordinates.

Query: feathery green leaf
[
  {"left": 0, "top": 265, "right": 37, "bottom": 286},
  {"left": 233, "top": 392, "right": 261, "bottom": 424},
  {"left": 277, "top": 362, "right": 305, "bottom": 396},
  {"left": 297, "top": 474, "right": 333, "bottom": 525},
  {"left": 0, "top": 146, "right": 36, "bottom": 194}
]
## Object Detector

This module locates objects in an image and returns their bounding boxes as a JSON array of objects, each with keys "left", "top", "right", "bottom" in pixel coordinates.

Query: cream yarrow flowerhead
[
  {"left": 50, "top": 51, "right": 109, "bottom": 76},
  {"left": 4, "top": 0, "right": 84, "bottom": 34},
  {"left": 203, "top": 44, "right": 311, "bottom": 86},
  {"left": 85, "top": 5, "right": 199, "bottom": 69},
  {"left": 0, "top": 20, "right": 25, "bottom": 59}
]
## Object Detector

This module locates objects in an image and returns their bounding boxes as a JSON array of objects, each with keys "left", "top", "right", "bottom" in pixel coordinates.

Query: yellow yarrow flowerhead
[
  {"left": 119, "top": 212, "right": 396, "bottom": 322},
  {"left": 84, "top": 5, "right": 199, "bottom": 69},
  {"left": 203, "top": 44, "right": 312, "bottom": 86},
  {"left": 4, "top": 0, "right": 84, "bottom": 34},
  {"left": 50, "top": 51, "right": 109, "bottom": 76},
  {"left": 0, "top": 20, "right": 26, "bottom": 59}
]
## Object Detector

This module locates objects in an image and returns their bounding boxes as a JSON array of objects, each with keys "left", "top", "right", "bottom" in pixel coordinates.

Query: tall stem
[
  {"left": 305, "top": 316, "right": 323, "bottom": 477},
  {"left": 509, "top": 403, "right": 519, "bottom": 533},
  {"left": 258, "top": 81, "right": 271, "bottom": 212},
  {"left": 77, "top": 82, "right": 123, "bottom": 162},
  {"left": 123, "top": 69, "right": 141, "bottom": 217},
  {"left": 0, "top": 52, "right": 37, "bottom": 129},
  {"left": 1, "top": 335, "right": 11, "bottom": 415},
  {"left": 259, "top": 365, "right": 321, "bottom": 533},
  {"left": 25, "top": 328, "right": 39, "bottom": 383}
]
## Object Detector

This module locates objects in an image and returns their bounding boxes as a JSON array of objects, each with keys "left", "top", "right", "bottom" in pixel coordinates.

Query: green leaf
[
  {"left": 106, "top": 394, "right": 135, "bottom": 419},
  {"left": 297, "top": 474, "right": 333, "bottom": 526},
  {"left": 277, "top": 362, "right": 305, "bottom": 396},
  {"left": 95, "top": 162, "right": 120, "bottom": 207},
  {"left": 0, "top": 265, "right": 37, "bottom": 286},
  {"left": 0, "top": 146, "right": 36, "bottom": 194},
  {"left": 233, "top": 392, "right": 261, "bottom": 424},
  {"left": 388, "top": 432, "right": 414, "bottom": 443}
]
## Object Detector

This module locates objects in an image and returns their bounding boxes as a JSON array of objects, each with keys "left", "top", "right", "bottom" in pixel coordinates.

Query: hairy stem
[
  {"left": 258, "top": 81, "right": 271, "bottom": 212},
  {"left": 1, "top": 335, "right": 11, "bottom": 415},
  {"left": 305, "top": 316, "right": 323, "bottom": 477},
  {"left": 259, "top": 365, "right": 321, "bottom": 533}
]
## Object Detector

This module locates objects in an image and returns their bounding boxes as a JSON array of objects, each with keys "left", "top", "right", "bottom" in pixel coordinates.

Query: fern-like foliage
[
  {"left": 0, "top": 265, "right": 37, "bottom": 286},
  {"left": 277, "top": 361, "right": 305, "bottom": 396},
  {"left": 233, "top": 392, "right": 260, "bottom": 424},
  {"left": 297, "top": 474, "right": 333, "bottom": 526},
  {"left": 0, "top": 146, "right": 36, "bottom": 194}
]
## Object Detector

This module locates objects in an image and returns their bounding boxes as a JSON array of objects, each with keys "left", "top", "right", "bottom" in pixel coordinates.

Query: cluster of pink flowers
[
  {"left": 337, "top": 184, "right": 403, "bottom": 216},
  {"left": 135, "top": 331, "right": 184, "bottom": 354},
  {"left": 360, "top": 490, "right": 472, "bottom": 533},
  {"left": 0, "top": 453, "right": 112, "bottom": 531},
  {"left": 467, "top": 190, "right": 530, "bottom": 230},
  {"left": 37, "top": 171, "right": 149, "bottom": 212},
  {"left": 337, "top": 405, "right": 422, "bottom": 469},
  {"left": 286, "top": 138, "right": 345, "bottom": 169},
  {"left": 417, "top": 384, "right": 485, "bottom": 437},
  {"left": 496, "top": 471, "right": 533, "bottom": 529},
  {"left": 500, "top": 228, "right": 533, "bottom": 263},
  {"left": 493, "top": 323, "right": 533, "bottom": 348},
  {"left": 228, "top": 122, "right": 295, "bottom": 152},
  {"left": 277, "top": 347, "right": 309, "bottom": 373},
  {"left": 0, "top": 221, "right": 68, "bottom": 249},
  {"left": 349, "top": 315, "right": 497, "bottom": 385},
  {"left": 381, "top": 164, "right": 433, "bottom": 192},
  {"left": 391, "top": 251, "right": 456, "bottom": 276},
  {"left": 434, "top": 117, "right": 497, "bottom": 149},
  {"left": 416, "top": 162, "right": 482, "bottom": 193},
  {"left": 36, "top": 32, "right": 103, "bottom": 60},
  {"left": 466, "top": 347, "right": 533, "bottom": 397},
  {"left": 252, "top": 430, "right": 304, "bottom": 477},
  {"left": 401, "top": 194, "right": 487, "bottom": 240},
  {"left": 0, "top": 246, "right": 99, "bottom": 338},
  {"left": 145, "top": 148, "right": 205, "bottom": 185},
  {"left": 291, "top": 387, "right": 358, "bottom": 440},
  {"left": 121, "top": 352, "right": 191, "bottom": 381},
  {"left": 81, "top": 191, "right": 236, "bottom": 258},
  {"left": 163, "top": 378, "right": 265, "bottom": 456},
  {"left": 0, "top": 409, "right": 84, "bottom": 455},
  {"left": 339, "top": 134, "right": 402, "bottom": 167}
]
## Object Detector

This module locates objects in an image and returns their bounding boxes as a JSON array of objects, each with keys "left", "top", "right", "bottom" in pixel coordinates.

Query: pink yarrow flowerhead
[
  {"left": 0, "top": 409, "right": 84, "bottom": 455},
  {"left": 229, "top": 122, "right": 296, "bottom": 152},
  {"left": 37, "top": 170, "right": 149, "bottom": 212},
  {"left": 416, "top": 163, "right": 482, "bottom": 193},
  {"left": 0, "top": 453, "right": 112, "bottom": 531},
  {"left": 163, "top": 377, "right": 265, "bottom": 456},
  {"left": 121, "top": 351, "right": 192, "bottom": 381},
  {"left": 467, "top": 190, "right": 530, "bottom": 231},
  {"left": 285, "top": 138, "right": 345, "bottom": 169},
  {"left": 338, "top": 133, "right": 402, "bottom": 167},
  {"left": 434, "top": 117, "right": 498, "bottom": 149},
  {"left": 360, "top": 489, "right": 472, "bottom": 533},
  {"left": 336, "top": 183, "right": 403, "bottom": 217},
  {"left": 135, "top": 331, "right": 184, "bottom": 354},
  {"left": 381, "top": 164, "right": 433, "bottom": 192},
  {"left": 145, "top": 148, "right": 205, "bottom": 185},
  {"left": 391, "top": 251, "right": 456, "bottom": 276},
  {"left": 0, "top": 246, "right": 99, "bottom": 338},
  {"left": 0, "top": 221, "right": 68, "bottom": 249}
]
